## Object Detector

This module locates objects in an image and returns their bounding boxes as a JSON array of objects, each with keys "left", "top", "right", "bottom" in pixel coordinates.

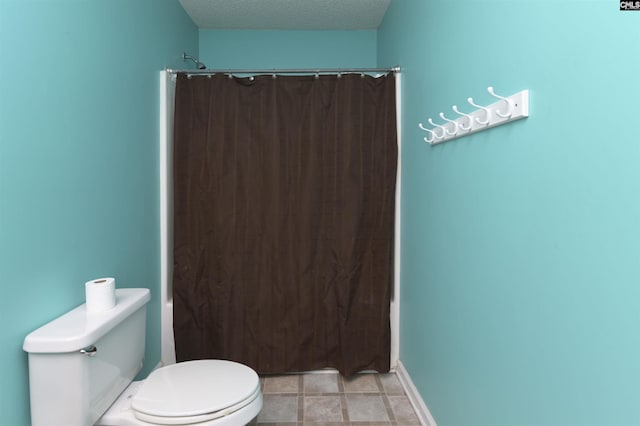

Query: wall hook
[
  {"left": 439, "top": 112, "right": 458, "bottom": 136},
  {"left": 418, "top": 123, "right": 436, "bottom": 144},
  {"left": 451, "top": 105, "right": 472, "bottom": 131},
  {"left": 417, "top": 88, "right": 529, "bottom": 145},
  {"left": 420, "top": 121, "right": 444, "bottom": 141},
  {"left": 487, "top": 86, "right": 513, "bottom": 118},
  {"left": 427, "top": 118, "right": 447, "bottom": 140},
  {"left": 452, "top": 105, "right": 472, "bottom": 131},
  {"left": 418, "top": 122, "right": 432, "bottom": 133},
  {"left": 467, "top": 97, "right": 490, "bottom": 125}
]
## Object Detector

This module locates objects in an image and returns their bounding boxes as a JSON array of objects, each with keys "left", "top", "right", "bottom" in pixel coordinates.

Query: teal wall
[
  {"left": 3, "top": 1, "right": 638, "bottom": 424},
  {"left": 0, "top": 1, "right": 197, "bottom": 424},
  {"left": 199, "top": 30, "right": 376, "bottom": 69},
  {"left": 378, "top": 1, "right": 640, "bottom": 425}
]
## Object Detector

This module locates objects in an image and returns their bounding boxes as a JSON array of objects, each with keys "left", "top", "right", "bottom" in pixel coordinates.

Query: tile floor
[{"left": 250, "top": 372, "right": 421, "bottom": 425}]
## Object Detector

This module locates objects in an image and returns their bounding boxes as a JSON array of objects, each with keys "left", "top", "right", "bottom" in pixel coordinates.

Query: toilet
[{"left": 23, "top": 288, "right": 262, "bottom": 426}]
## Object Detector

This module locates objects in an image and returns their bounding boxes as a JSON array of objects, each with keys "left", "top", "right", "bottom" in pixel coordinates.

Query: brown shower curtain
[{"left": 172, "top": 72, "right": 397, "bottom": 376}]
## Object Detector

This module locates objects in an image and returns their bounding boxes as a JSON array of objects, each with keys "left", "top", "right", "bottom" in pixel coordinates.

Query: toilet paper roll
[{"left": 85, "top": 277, "right": 116, "bottom": 312}]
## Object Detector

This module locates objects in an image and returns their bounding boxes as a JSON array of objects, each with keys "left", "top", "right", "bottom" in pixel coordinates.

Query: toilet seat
[
  {"left": 131, "top": 360, "right": 260, "bottom": 425},
  {"left": 133, "top": 386, "right": 261, "bottom": 425}
]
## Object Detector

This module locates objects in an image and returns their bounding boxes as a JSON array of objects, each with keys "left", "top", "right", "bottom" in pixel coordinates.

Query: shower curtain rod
[{"left": 165, "top": 66, "right": 400, "bottom": 75}]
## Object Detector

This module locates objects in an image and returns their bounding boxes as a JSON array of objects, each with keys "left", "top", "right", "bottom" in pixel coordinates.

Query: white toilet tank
[{"left": 23, "top": 288, "right": 151, "bottom": 426}]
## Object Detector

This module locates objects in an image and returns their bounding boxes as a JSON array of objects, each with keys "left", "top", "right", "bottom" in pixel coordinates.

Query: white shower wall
[{"left": 160, "top": 71, "right": 177, "bottom": 365}]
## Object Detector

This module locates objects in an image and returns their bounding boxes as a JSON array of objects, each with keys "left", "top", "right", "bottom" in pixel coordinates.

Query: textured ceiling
[{"left": 179, "top": 0, "right": 391, "bottom": 30}]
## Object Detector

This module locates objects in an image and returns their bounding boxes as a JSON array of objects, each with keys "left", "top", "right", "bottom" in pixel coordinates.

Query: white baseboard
[{"left": 395, "top": 360, "right": 437, "bottom": 426}]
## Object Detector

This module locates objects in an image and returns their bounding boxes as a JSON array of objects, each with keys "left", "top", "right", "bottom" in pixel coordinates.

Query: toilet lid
[{"left": 132, "top": 360, "right": 260, "bottom": 418}]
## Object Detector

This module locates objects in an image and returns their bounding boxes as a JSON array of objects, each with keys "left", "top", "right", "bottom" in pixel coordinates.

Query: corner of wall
[{"left": 395, "top": 360, "right": 437, "bottom": 426}]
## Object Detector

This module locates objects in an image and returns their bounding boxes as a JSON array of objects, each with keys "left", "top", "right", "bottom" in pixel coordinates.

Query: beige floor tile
[
  {"left": 303, "top": 373, "right": 339, "bottom": 393},
  {"left": 256, "top": 372, "right": 419, "bottom": 425},
  {"left": 342, "top": 373, "right": 380, "bottom": 393},
  {"left": 346, "top": 394, "right": 390, "bottom": 422},
  {"left": 303, "top": 395, "right": 343, "bottom": 423},
  {"left": 263, "top": 374, "right": 300, "bottom": 393},
  {"left": 378, "top": 373, "right": 405, "bottom": 395},
  {"left": 388, "top": 395, "right": 421, "bottom": 425},
  {"left": 257, "top": 394, "right": 298, "bottom": 423}
]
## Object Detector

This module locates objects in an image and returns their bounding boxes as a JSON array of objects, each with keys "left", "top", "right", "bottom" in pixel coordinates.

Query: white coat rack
[{"left": 418, "top": 87, "right": 529, "bottom": 145}]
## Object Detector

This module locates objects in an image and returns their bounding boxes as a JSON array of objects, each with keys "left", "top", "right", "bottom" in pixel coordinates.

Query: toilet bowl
[
  {"left": 97, "top": 360, "right": 262, "bottom": 426},
  {"left": 23, "top": 288, "right": 263, "bottom": 426}
]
